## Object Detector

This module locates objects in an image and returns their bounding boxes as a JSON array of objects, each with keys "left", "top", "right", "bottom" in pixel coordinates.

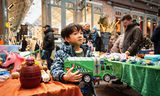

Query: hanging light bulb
[{"left": 8, "top": 3, "right": 14, "bottom": 10}]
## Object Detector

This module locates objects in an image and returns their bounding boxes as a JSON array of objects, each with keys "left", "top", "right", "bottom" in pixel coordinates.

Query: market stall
[{"left": 110, "top": 60, "right": 160, "bottom": 96}]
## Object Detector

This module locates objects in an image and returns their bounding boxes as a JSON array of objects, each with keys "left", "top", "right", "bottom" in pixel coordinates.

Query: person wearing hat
[{"left": 42, "top": 25, "right": 55, "bottom": 70}]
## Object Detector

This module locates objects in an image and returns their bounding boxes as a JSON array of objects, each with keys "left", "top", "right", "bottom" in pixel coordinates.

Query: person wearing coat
[
  {"left": 151, "top": 22, "right": 160, "bottom": 54},
  {"left": 121, "top": 15, "right": 143, "bottom": 56},
  {"left": 110, "top": 34, "right": 124, "bottom": 53},
  {"left": 42, "top": 25, "right": 55, "bottom": 70}
]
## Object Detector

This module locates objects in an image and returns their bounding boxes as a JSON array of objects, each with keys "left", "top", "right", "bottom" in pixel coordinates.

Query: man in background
[
  {"left": 42, "top": 25, "right": 55, "bottom": 70},
  {"left": 122, "top": 14, "right": 143, "bottom": 56},
  {"left": 151, "top": 21, "right": 160, "bottom": 54}
]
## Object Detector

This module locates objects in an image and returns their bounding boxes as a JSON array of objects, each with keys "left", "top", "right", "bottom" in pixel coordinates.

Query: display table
[
  {"left": 0, "top": 79, "right": 82, "bottom": 96},
  {"left": 110, "top": 60, "right": 160, "bottom": 96}
]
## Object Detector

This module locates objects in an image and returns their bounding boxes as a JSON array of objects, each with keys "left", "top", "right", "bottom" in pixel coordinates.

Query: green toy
[{"left": 64, "top": 57, "right": 113, "bottom": 83}]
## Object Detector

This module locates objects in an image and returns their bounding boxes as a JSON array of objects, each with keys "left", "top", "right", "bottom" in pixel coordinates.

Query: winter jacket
[
  {"left": 43, "top": 29, "right": 55, "bottom": 51},
  {"left": 122, "top": 23, "right": 143, "bottom": 56},
  {"left": 111, "top": 34, "right": 124, "bottom": 53},
  {"left": 151, "top": 26, "right": 160, "bottom": 54}
]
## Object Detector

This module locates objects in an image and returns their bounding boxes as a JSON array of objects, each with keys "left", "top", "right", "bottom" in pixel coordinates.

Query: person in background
[
  {"left": 50, "top": 23, "right": 96, "bottom": 96},
  {"left": 151, "top": 21, "right": 160, "bottom": 54},
  {"left": 42, "top": 25, "right": 55, "bottom": 70},
  {"left": 108, "top": 34, "right": 119, "bottom": 52},
  {"left": 110, "top": 34, "right": 124, "bottom": 53},
  {"left": 82, "top": 23, "right": 91, "bottom": 41},
  {"left": 122, "top": 14, "right": 143, "bottom": 56},
  {"left": 88, "top": 26, "right": 98, "bottom": 47},
  {"left": 110, "top": 20, "right": 129, "bottom": 53},
  {"left": 21, "top": 37, "right": 28, "bottom": 51}
]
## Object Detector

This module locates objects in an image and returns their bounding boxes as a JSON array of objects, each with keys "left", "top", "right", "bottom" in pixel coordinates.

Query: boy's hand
[{"left": 63, "top": 66, "right": 82, "bottom": 82}]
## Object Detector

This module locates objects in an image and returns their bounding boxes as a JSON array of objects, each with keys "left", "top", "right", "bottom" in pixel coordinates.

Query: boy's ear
[{"left": 64, "top": 37, "right": 70, "bottom": 42}]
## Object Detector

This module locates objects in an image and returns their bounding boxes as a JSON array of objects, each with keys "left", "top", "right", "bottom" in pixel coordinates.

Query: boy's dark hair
[
  {"left": 121, "top": 14, "right": 132, "bottom": 21},
  {"left": 61, "top": 23, "right": 82, "bottom": 39}
]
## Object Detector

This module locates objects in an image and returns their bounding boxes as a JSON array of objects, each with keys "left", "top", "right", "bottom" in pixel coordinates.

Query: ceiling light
[{"left": 8, "top": 3, "right": 14, "bottom": 10}]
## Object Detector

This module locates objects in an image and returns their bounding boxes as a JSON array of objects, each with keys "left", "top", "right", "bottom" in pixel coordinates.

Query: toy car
[{"left": 64, "top": 57, "right": 113, "bottom": 83}]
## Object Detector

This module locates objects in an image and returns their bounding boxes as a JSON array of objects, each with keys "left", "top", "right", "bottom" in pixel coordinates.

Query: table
[
  {"left": 0, "top": 79, "right": 82, "bottom": 96},
  {"left": 110, "top": 60, "right": 160, "bottom": 96}
]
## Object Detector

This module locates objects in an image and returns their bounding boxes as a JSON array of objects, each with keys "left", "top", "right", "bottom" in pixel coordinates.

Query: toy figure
[{"left": 3, "top": 51, "right": 25, "bottom": 73}]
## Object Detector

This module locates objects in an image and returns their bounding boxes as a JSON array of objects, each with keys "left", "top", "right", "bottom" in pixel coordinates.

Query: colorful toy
[
  {"left": 20, "top": 57, "right": 41, "bottom": 89},
  {"left": 144, "top": 55, "right": 160, "bottom": 61},
  {"left": 2, "top": 50, "right": 25, "bottom": 73},
  {"left": 0, "top": 68, "right": 10, "bottom": 82},
  {"left": 64, "top": 57, "right": 113, "bottom": 83}
]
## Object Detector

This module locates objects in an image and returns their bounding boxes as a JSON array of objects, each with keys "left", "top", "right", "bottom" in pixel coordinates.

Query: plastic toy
[
  {"left": 3, "top": 51, "right": 25, "bottom": 72},
  {"left": 144, "top": 55, "right": 160, "bottom": 61},
  {"left": 64, "top": 57, "right": 113, "bottom": 83},
  {"left": 0, "top": 68, "right": 10, "bottom": 82},
  {"left": 20, "top": 57, "right": 41, "bottom": 89}
]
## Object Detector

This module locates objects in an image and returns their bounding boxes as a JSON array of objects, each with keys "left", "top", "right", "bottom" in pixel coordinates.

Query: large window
[
  {"left": 85, "top": 4, "right": 92, "bottom": 25},
  {"left": 65, "top": 2, "right": 74, "bottom": 25},
  {"left": 51, "top": 7, "right": 61, "bottom": 34},
  {"left": 116, "top": 17, "right": 121, "bottom": 34},
  {"left": 147, "top": 19, "right": 151, "bottom": 37}
]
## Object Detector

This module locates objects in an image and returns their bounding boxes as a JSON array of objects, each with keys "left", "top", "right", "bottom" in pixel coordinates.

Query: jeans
[{"left": 44, "top": 50, "right": 53, "bottom": 70}]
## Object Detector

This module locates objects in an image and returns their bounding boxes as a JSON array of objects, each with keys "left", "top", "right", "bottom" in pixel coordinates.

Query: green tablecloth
[
  {"left": 109, "top": 60, "right": 160, "bottom": 96},
  {"left": 111, "top": 61, "right": 123, "bottom": 78}
]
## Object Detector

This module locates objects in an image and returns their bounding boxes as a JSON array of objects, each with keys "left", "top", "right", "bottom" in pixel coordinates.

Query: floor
[{"left": 95, "top": 81, "right": 141, "bottom": 96}]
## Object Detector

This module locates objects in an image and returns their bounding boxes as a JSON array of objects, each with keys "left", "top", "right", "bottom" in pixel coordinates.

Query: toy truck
[{"left": 64, "top": 57, "right": 113, "bottom": 83}]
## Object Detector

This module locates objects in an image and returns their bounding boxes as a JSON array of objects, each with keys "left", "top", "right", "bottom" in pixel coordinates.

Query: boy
[{"left": 50, "top": 23, "right": 96, "bottom": 96}]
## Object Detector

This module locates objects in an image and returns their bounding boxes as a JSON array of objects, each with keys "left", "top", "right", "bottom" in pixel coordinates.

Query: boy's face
[{"left": 65, "top": 29, "right": 84, "bottom": 46}]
